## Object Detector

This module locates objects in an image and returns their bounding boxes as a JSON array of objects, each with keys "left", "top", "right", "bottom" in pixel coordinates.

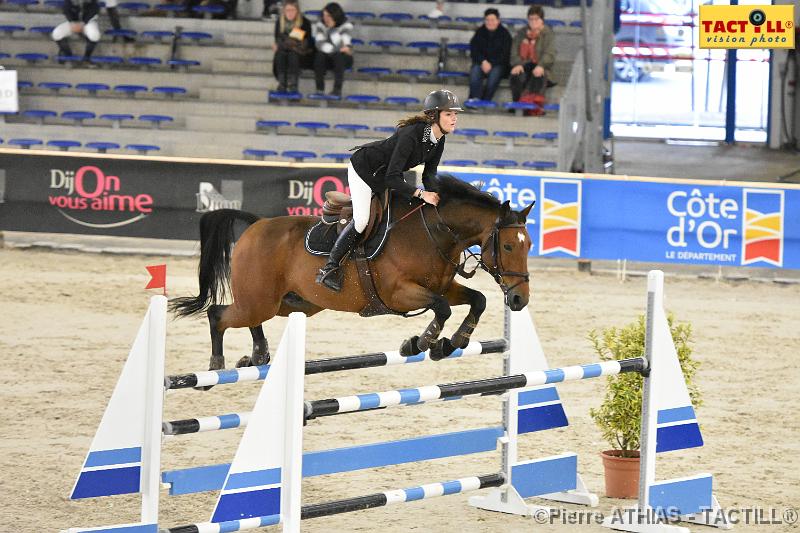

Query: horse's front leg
[
  {"left": 443, "top": 281, "right": 487, "bottom": 351},
  {"left": 395, "top": 284, "right": 452, "bottom": 359}
]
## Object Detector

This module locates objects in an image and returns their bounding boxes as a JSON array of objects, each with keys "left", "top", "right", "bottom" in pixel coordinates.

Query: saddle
[{"left": 321, "top": 190, "right": 386, "bottom": 240}]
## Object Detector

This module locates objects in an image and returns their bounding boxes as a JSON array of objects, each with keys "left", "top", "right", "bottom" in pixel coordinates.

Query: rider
[{"left": 316, "top": 89, "right": 461, "bottom": 292}]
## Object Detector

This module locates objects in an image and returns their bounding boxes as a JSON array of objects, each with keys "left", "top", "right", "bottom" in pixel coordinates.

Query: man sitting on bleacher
[{"left": 51, "top": 0, "right": 101, "bottom": 63}]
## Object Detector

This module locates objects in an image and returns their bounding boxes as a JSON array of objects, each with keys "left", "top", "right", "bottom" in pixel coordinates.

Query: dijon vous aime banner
[{"left": 450, "top": 170, "right": 800, "bottom": 269}]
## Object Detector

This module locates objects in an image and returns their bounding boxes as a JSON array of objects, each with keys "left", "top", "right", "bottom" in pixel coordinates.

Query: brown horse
[{"left": 171, "top": 174, "right": 533, "bottom": 372}]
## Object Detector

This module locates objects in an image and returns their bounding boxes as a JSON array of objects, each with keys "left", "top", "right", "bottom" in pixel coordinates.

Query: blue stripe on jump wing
[
  {"left": 163, "top": 463, "right": 230, "bottom": 495},
  {"left": 544, "top": 369, "right": 565, "bottom": 384},
  {"left": 358, "top": 393, "right": 381, "bottom": 409},
  {"left": 404, "top": 486, "right": 425, "bottom": 501},
  {"left": 649, "top": 475, "right": 713, "bottom": 516},
  {"left": 258, "top": 365, "right": 270, "bottom": 380},
  {"left": 303, "top": 426, "right": 503, "bottom": 477},
  {"left": 580, "top": 363, "right": 603, "bottom": 379},
  {"left": 225, "top": 467, "right": 281, "bottom": 490},
  {"left": 72, "top": 466, "right": 141, "bottom": 499},
  {"left": 212, "top": 487, "right": 280, "bottom": 522},
  {"left": 657, "top": 406, "right": 696, "bottom": 424},
  {"left": 398, "top": 388, "right": 421, "bottom": 404},
  {"left": 218, "top": 413, "right": 241, "bottom": 430},
  {"left": 517, "top": 387, "right": 560, "bottom": 406},
  {"left": 404, "top": 352, "right": 425, "bottom": 363},
  {"left": 517, "top": 404, "right": 569, "bottom": 434},
  {"left": 216, "top": 368, "right": 242, "bottom": 385},
  {"left": 85, "top": 447, "right": 141, "bottom": 468},
  {"left": 511, "top": 455, "right": 577, "bottom": 498},
  {"left": 441, "top": 480, "right": 462, "bottom": 495},
  {"left": 72, "top": 524, "right": 158, "bottom": 533},
  {"left": 656, "top": 422, "right": 703, "bottom": 453}
]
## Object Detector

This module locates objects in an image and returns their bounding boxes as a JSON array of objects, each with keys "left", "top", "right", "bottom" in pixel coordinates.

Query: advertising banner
[{"left": 450, "top": 170, "right": 800, "bottom": 269}]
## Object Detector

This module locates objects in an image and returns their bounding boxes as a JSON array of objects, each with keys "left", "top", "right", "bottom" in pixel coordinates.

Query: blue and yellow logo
[
  {"left": 741, "top": 189, "right": 784, "bottom": 267},
  {"left": 540, "top": 179, "right": 581, "bottom": 257}
]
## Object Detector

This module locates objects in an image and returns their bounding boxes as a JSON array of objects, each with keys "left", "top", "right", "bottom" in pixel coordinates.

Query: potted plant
[{"left": 588, "top": 313, "right": 702, "bottom": 498}]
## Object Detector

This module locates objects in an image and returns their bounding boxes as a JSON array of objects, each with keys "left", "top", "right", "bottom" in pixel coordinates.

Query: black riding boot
[{"left": 316, "top": 221, "right": 361, "bottom": 292}]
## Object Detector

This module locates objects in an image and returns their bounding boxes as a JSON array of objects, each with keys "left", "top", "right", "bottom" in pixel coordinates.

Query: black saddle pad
[{"left": 305, "top": 201, "right": 392, "bottom": 260}]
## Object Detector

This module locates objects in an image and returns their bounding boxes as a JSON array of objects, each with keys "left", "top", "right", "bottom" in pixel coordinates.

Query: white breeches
[
  {"left": 52, "top": 17, "right": 101, "bottom": 42},
  {"left": 347, "top": 162, "right": 373, "bottom": 234}
]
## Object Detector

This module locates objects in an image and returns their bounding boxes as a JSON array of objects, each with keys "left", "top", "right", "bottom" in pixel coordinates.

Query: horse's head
[{"left": 481, "top": 201, "right": 533, "bottom": 311}]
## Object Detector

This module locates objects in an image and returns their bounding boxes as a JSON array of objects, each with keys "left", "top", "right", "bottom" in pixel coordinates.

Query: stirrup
[{"left": 316, "top": 265, "right": 343, "bottom": 291}]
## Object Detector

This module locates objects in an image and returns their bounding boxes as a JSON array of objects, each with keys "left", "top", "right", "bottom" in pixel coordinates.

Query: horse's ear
[{"left": 517, "top": 201, "right": 534, "bottom": 223}]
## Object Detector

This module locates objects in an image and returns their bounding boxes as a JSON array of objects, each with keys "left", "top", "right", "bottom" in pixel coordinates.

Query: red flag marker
[{"left": 145, "top": 264, "right": 167, "bottom": 296}]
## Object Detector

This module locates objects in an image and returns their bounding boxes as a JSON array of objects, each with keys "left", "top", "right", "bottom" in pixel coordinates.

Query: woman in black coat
[
  {"left": 316, "top": 89, "right": 462, "bottom": 292},
  {"left": 272, "top": 0, "right": 314, "bottom": 93}
]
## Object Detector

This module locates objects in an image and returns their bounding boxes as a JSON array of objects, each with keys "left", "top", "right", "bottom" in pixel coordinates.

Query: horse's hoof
[
  {"left": 195, "top": 355, "right": 226, "bottom": 390},
  {"left": 252, "top": 352, "right": 271, "bottom": 366},
  {"left": 399, "top": 336, "right": 421, "bottom": 357},
  {"left": 450, "top": 334, "right": 470, "bottom": 350},
  {"left": 236, "top": 355, "right": 253, "bottom": 368},
  {"left": 430, "top": 338, "right": 456, "bottom": 361}
]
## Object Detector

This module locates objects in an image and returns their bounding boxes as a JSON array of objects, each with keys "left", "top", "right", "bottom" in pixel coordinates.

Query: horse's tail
[{"left": 170, "top": 209, "right": 261, "bottom": 318}]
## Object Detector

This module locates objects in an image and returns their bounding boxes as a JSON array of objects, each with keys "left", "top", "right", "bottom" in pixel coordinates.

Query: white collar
[{"left": 426, "top": 124, "right": 438, "bottom": 144}]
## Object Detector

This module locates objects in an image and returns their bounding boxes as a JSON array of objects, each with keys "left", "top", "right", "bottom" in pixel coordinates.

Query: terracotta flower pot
[{"left": 600, "top": 450, "right": 640, "bottom": 499}]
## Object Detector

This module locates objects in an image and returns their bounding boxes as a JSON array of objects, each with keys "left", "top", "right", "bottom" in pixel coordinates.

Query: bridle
[{"left": 416, "top": 202, "right": 530, "bottom": 297}]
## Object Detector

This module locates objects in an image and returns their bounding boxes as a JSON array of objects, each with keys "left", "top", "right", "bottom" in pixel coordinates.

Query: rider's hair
[{"left": 396, "top": 111, "right": 437, "bottom": 128}]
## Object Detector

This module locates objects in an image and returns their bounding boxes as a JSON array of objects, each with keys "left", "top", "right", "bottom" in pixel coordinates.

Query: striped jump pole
[
  {"left": 162, "top": 473, "right": 505, "bottom": 533},
  {"left": 165, "top": 339, "right": 506, "bottom": 390}
]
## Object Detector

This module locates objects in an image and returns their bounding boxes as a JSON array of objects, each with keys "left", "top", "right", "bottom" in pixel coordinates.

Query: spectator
[
  {"left": 427, "top": 1, "right": 445, "bottom": 19},
  {"left": 468, "top": 8, "right": 512, "bottom": 102},
  {"left": 103, "top": 0, "right": 135, "bottom": 42},
  {"left": 509, "top": 5, "right": 556, "bottom": 103},
  {"left": 312, "top": 2, "right": 353, "bottom": 97},
  {"left": 272, "top": 0, "right": 313, "bottom": 93},
  {"left": 52, "top": 0, "right": 101, "bottom": 63}
]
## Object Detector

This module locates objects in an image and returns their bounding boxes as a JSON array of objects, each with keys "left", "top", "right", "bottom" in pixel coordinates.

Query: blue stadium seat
[
  {"left": 464, "top": 99, "right": 498, "bottom": 110},
  {"left": 504, "top": 101, "right": 537, "bottom": 116},
  {"left": 139, "top": 114, "right": 174, "bottom": 128},
  {"left": 407, "top": 41, "right": 439, "bottom": 53},
  {"left": 305, "top": 9, "right": 321, "bottom": 18},
  {"left": 334, "top": 123, "right": 369, "bottom": 137},
  {"left": 23, "top": 109, "right": 57, "bottom": 123},
  {"left": 307, "top": 93, "right": 340, "bottom": 105},
  {"left": 38, "top": 81, "right": 71, "bottom": 92},
  {"left": 76, "top": 83, "right": 110, "bottom": 95},
  {"left": 85, "top": 141, "right": 120, "bottom": 153},
  {"left": 570, "top": 21, "right": 582, "bottom": 28},
  {"left": 357, "top": 67, "right": 391, "bottom": 78},
  {"left": 141, "top": 30, "right": 175, "bottom": 40},
  {"left": 118, "top": 2, "right": 150, "bottom": 11},
  {"left": 44, "top": 0, "right": 63, "bottom": 8},
  {"left": 282, "top": 150, "right": 316, "bottom": 162},
  {"left": 0, "top": 53, "right": 10, "bottom": 60},
  {"left": 397, "top": 69, "right": 431, "bottom": 80},
  {"left": 483, "top": 159, "right": 518, "bottom": 169},
  {"left": 532, "top": 132, "right": 558, "bottom": 141},
  {"left": 373, "top": 126, "right": 396, "bottom": 134},
  {"left": 62, "top": 110, "right": 96, "bottom": 124},
  {"left": 347, "top": 12, "right": 375, "bottom": 20},
  {"left": 446, "top": 43, "right": 471, "bottom": 54},
  {"left": 321, "top": 153, "right": 351, "bottom": 163},
  {"left": 126, "top": 144, "right": 161, "bottom": 154},
  {"left": 168, "top": 59, "right": 200, "bottom": 69},
  {"left": 345, "top": 94, "right": 380, "bottom": 108},
  {"left": 549, "top": 20, "right": 566, "bottom": 27},
  {"left": 269, "top": 91, "right": 302, "bottom": 103},
  {"left": 437, "top": 71, "right": 469, "bottom": 81},
  {"left": 114, "top": 84, "right": 148, "bottom": 97},
  {"left": 243, "top": 148, "right": 278, "bottom": 160},
  {"left": 505, "top": 18, "right": 527, "bottom": 27},
  {"left": 442, "top": 159, "right": 478, "bottom": 167},
  {"left": 380, "top": 12, "right": 413, "bottom": 23},
  {"left": 454, "top": 128, "right": 489, "bottom": 142},
  {"left": 181, "top": 31, "right": 213, "bottom": 41},
  {"left": 0, "top": 25, "right": 25, "bottom": 35},
  {"left": 16, "top": 53, "right": 48, "bottom": 63},
  {"left": 152, "top": 86, "right": 187, "bottom": 97},
  {"left": 91, "top": 55, "right": 125, "bottom": 65},
  {"left": 256, "top": 120, "right": 290, "bottom": 134},
  {"left": 7, "top": 0, "right": 39, "bottom": 7},
  {"left": 18, "top": 80, "right": 34, "bottom": 89},
  {"left": 105, "top": 28, "right": 137, "bottom": 39},
  {"left": 385, "top": 96, "right": 420, "bottom": 108},
  {"left": 295, "top": 121, "right": 331, "bottom": 135},
  {"left": 100, "top": 113, "right": 134, "bottom": 127},
  {"left": 47, "top": 139, "right": 82, "bottom": 151},
  {"left": 522, "top": 161, "right": 557, "bottom": 170},
  {"left": 155, "top": 3, "right": 183, "bottom": 12},
  {"left": 56, "top": 55, "right": 83, "bottom": 64},
  {"left": 368, "top": 40, "right": 401, "bottom": 50},
  {"left": 494, "top": 130, "right": 529, "bottom": 147},
  {"left": 128, "top": 56, "right": 162, "bottom": 67},
  {"left": 29, "top": 26, "right": 55, "bottom": 36},
  {"left": 544, "top": 103, "right": 560, "bottom": 112},
  {"left": 418, "top": 14, "right": 452, "bottom": 23},
  {"left": 9, "top": 138, "right": 43, "bottom": 148},
  {"left": 350, "top": 38, "right": 364, "bottom": 46},
  {"left": 192, "top": 4, "right": 225, "bottom": 15}
]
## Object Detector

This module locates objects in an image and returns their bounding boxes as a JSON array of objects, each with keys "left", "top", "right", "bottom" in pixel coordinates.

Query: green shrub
[{"left": 588, "top": 314, "right": 702, "bottom": 457}]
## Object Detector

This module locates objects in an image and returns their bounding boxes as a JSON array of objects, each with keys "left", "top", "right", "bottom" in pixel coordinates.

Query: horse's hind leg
[
  {"left": 207, "top": 304, "right": 228, "bottom": 371},
  {"left": 236, "top": 326, "right": 270, "bottom": 368}
]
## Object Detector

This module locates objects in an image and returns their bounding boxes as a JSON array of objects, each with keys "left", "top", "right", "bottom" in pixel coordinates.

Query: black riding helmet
[{"left": 422, "top": 89, "right": 462, "bottom": 134}]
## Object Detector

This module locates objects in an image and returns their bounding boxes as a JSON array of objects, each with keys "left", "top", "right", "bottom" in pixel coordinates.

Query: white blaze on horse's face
[{"left": 517, "top": 232, "right": 525, "bottom": 243}]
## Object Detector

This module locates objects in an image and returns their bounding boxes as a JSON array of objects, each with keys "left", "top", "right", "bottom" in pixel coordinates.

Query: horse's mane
[{"left": 432, "top": 173, "right": 500, "bottom": 210}]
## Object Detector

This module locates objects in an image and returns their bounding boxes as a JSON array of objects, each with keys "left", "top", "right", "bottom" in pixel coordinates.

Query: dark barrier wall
[{"left": 0, "top": 150, "right": 348, "bottom": 240}]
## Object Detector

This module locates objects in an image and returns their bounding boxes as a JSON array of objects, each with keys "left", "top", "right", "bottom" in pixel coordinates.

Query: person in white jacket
[{"left": 312, "top": 2, "right": 353, "bottom": 96}]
